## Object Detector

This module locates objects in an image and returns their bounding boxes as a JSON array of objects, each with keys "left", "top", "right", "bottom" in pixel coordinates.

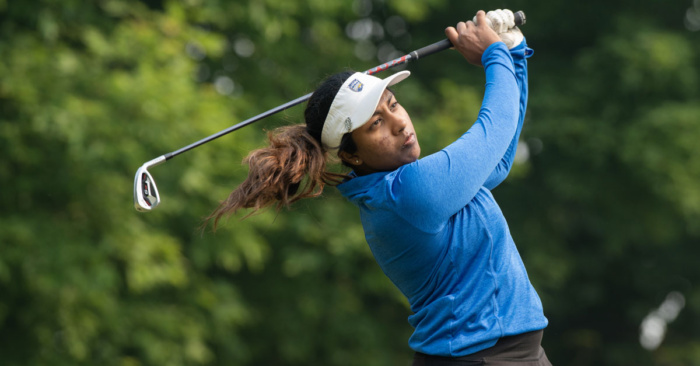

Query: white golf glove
[{"left": 473, "top": 9, "right": 524, "bottom": 49}]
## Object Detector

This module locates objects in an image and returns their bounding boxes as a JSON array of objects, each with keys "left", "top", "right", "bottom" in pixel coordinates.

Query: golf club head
[{"left": 134, "top": 166, "right": 161, "bottom": 212}]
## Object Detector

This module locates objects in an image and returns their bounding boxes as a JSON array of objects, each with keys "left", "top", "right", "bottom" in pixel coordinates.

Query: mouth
[{"left": 402, "top": 132, "right": 416, "bottom": 148}]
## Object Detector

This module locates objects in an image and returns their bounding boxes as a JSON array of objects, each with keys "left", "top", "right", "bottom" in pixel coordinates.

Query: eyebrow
[{"left": 371, "top": 91, "right": 395, "bottom": 117}]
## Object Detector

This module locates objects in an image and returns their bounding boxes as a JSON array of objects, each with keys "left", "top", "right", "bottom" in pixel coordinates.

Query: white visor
[{"left": 321, "top": 70, "right": 411, "bottom": 152}]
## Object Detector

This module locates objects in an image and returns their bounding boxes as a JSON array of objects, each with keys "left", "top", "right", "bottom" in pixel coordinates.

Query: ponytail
[
  {"left": 205, "top": 71, "right": 356, "bottom": 230},
  {"left": 205, "top": 124, "right": 346, "bottom": 230}
]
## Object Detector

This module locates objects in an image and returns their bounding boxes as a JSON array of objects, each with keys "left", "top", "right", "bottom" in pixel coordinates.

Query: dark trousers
[{"left": 412, "top": 330, "right": 552, "bottom": 366}]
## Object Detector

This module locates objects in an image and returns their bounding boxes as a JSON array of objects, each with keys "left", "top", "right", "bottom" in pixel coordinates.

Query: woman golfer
[{"left": 208, "top": 10, "right": 550, "bottom": 365}]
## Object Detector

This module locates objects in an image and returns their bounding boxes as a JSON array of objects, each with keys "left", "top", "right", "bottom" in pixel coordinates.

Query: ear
[{"left": 339, "top": 150, "right": 362, "bottom": 166}]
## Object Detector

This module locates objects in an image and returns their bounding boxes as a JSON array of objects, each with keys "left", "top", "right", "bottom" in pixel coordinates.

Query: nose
[{"left": 390, "top": 113, "right": 407, "bottom": 135}]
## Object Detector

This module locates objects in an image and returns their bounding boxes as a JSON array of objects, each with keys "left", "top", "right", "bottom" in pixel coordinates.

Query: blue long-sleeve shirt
[{"left": 337, "top": 40, "right": 545, "bottom": 357}]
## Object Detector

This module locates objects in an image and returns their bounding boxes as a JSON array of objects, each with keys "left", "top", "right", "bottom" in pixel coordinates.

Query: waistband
[{"left": 415, "top": 329, "right": 545, "bottom": 361}]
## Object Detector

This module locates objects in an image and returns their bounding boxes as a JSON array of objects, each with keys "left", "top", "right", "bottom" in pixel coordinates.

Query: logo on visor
[
  {"left": 344, "top": 118, "right": 352, "bottom": 132},
  {"left": 348, "top": 79, "right": 363, "bottom": 92}
]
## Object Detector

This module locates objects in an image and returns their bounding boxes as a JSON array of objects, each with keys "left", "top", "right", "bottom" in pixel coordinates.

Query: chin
[{"left": 409, "top": 145, "right": 421, "bottom": 161}]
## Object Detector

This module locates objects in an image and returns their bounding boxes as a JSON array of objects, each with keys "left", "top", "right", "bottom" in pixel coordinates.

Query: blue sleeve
[
  {"left": 388, "top": 42, "right": 520, "bottom": 232},
  {"left": 483, "top": 39, "right": 534, "bottom": 189}
]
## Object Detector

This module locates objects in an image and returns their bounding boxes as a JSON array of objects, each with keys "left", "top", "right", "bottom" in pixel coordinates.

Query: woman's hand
[
  {"left": 474, "top": 9, "right": 524, "bottom": 49},
  {"left": 444, "top": 10, "right": 502, "bottom": 66}
]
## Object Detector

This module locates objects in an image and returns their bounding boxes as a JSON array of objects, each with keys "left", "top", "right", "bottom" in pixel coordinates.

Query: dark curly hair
[{"left": 205, "top": 71, "right": 359, "bottom": 229}]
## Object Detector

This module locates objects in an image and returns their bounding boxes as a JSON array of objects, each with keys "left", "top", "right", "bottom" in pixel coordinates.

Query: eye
[{"left": 370, "top": 118, "right": 382, "bottom": 128}]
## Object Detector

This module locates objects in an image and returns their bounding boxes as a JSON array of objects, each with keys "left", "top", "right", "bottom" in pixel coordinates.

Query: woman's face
[{"left": 340, "top": 89, "right": 420, "bottom": 174}]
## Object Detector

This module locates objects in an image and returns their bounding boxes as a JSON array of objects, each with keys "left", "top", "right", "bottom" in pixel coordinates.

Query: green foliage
[{"left": 1, "top": 0, "right": 699, "bottom": 365}]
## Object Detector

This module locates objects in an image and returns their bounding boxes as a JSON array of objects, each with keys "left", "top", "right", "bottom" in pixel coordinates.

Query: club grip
[
  {"left": 409, "top": 39, "right": 453, "bottom": 60},
  {"left": 410, "top": 10, "right": 526, "bottom": 60}
]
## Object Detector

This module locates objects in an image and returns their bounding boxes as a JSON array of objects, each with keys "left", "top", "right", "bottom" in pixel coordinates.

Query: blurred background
[{"left": 1, "top": 0, "right": 699, "bottom": 365}]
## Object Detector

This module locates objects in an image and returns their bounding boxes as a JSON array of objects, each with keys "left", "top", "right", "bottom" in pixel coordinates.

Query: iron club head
[
  {"left": 134, "top": 167, "right": 160, "bottom": 211},
  {"left": 134, "top": 156, "right": 166, "bottom": 212}
]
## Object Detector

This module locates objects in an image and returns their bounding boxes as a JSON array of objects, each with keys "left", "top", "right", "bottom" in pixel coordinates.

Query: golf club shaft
[
  {"left": 155, "top": 10, "right": 525, "bottom": 163},
  {"left": 163, "top": 42, "right": 444, "bottom": 161},
  {"left": 135, "top": 10, "right": 526, "bottom": 211}
]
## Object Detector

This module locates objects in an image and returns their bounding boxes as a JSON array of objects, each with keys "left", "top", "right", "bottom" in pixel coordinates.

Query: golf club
[{"left": 134, "top": 11, "right": 526, "bottom": 212}]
